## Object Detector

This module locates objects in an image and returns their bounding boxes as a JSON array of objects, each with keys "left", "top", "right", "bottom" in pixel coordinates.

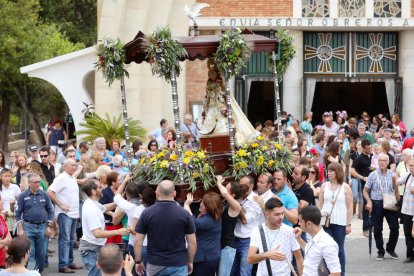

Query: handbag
[
  {"left": 375, "top": 171, "right": 398, "bottom": 211},
  {"left": 258, "top": 224, "right": 273, "bottom": 276},
  {"left": 320, "top": 183, "right": 341, "bottom": 228},
  {"left": 318, "top": 258, "right": 330, "bottom": 276}
]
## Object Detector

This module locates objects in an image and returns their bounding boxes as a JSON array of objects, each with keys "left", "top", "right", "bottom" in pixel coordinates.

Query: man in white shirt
[
  {"left": 231, "top": 175, "right": 262, "bottom": 276},
  {"left": 248, "top": 198, "right": 303, "bottom": 276},
  {"left": 47, "top": 158, "right": 83, "bottom": 273},
  {"left": 80, "top": 181, "right": 129, "bottom": 276},
  {"left": 254, "top": 173, "right": 276, "bottom": 223},
  {"left": 294, "top": 206, "right": 341, "bottom": 276}
]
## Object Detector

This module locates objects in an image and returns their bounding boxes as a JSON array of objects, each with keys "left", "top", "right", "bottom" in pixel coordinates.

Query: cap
[{"left": 29, "top": 145, "right": 39, "bottom": 152}]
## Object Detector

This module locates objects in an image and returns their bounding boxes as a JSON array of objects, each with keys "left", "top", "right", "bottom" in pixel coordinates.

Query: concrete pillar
[
  {"left": 399, "top": 30, "right": 414, "bottom": 130},
  {"left": 283, "top": 30, "right": 303, "bottom": 120}
]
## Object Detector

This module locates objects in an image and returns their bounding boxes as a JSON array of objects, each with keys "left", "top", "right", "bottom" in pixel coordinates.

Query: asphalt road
[{"left": 40, "top": 215, "right": 411, "bottom": 276}]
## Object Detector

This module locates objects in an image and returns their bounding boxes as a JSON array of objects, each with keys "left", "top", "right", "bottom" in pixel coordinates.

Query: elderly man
[
  {"left": 397, "top": 158, "right": 414, "bottom": 263},
  {"left": 363, "top": 153, "right": 400, "bottom": 261},
  {"left": 321, "top": 112, "right": 339, "bottom": 136},
  {"left": 357, "top": 123, "right": 375, "bottom": 145},
  {"left": 134, "top": 180, "right": 196, "bottom": 276},
  {"left": 15, "top": 172, "right": 54, "bottom": 273},
  {"left": 48, "top": 158, "right": 83, "bottom": 273},
  {"left": 180, "top": 114, "right": 199, "bottom": 141}
]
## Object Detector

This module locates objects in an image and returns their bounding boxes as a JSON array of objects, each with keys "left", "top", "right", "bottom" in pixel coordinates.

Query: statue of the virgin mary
[{"left": 197, "top": 58, "right": 256, "bottom": 146}]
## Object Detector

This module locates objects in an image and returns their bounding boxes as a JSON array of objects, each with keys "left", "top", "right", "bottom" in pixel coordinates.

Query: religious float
[{"left": 95, "top": 25, "right": 294, "bottom": 202}]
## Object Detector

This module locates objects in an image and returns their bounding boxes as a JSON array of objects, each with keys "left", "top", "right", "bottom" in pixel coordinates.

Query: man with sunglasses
[{"left": 39, "top": 147, "right": 55, "bottom": 186}]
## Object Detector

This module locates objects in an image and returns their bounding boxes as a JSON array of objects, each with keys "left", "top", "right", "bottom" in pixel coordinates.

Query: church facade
[{"left": 96, "top": 0, "right": 414, "bottom": 133}]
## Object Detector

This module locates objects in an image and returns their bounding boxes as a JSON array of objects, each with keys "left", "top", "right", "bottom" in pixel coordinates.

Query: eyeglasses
[
  {"left": 309, "top": 171, "right": 316, "bottom": 174},
  {"left": 31, "top": 181, "right": 41, "bottom": 184},
  {"left": 150, "top": 144, "right": 157, "bottom": 147},
  {"left": 40, "top": 155, "right": 48, "bottom": 158}
]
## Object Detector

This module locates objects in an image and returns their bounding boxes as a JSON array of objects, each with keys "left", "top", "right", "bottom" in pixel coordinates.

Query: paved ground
[{"left": 40, "top": 214, "right": 412, "bottom": 276}]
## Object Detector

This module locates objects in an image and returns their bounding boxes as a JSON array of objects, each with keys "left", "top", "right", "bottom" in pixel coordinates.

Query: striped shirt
[
  {"left": 398, "top": 172, "right": 414, "bottom": 216},
  {"left": 365, "top": 169, "right": 396, "bottom": 201}
]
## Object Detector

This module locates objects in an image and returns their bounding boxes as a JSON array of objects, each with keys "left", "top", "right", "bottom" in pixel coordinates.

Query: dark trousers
[
  {"left": 192, "top": 258, "right": 220, "bottom": 276},
  {"left": 372, "top": 200, "right": 400, "bottom": 254},
  {"left": 324, "top": 224, "right": 346, "bottom": 276},
  {"left": 402, "top": 214, "right": 414, "bottom": 258},
  {"left": 362, "top": 196, "right": 370, "bottom": 231}
]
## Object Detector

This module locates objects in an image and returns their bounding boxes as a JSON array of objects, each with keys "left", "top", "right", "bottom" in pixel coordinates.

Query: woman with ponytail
[{"left": 0, "top": 236, "right": 39, "bottom": 275}]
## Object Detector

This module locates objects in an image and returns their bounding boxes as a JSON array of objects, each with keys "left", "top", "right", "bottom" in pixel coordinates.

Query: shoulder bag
[
  {"left": 375, "top": 171, "right": 398, "bottom": 211},
  {"left": 259, "top": 224, "right": 273, "bottom": 276},
  {"left": 320, "top": 183, "right": 341, "bottom": 228}
]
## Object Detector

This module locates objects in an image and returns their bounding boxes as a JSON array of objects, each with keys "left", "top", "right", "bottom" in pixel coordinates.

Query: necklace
[{"left": 264, "top": 224, "right": 281, "bottom": 250}]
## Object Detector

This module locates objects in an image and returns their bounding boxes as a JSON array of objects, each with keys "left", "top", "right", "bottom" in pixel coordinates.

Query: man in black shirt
[
  {"left": 292, "top": 165, "right": 315, "bottom": 210},
  {"left": 39, "top": 147, "right": 55, "bottom": 186},
  {"left": 351, "top": 139, "right": 373, "bottom": 235}
]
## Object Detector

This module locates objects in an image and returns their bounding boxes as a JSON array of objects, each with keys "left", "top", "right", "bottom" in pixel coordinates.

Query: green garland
[
  {"left": 270, "top": 29, "right": 296, "bottom": 80},
  {"left": 95, "top": 36, "right": 129, "bottom": 86},
  {"left": 145, "top": 26, "right": 188, "bottom": 83},
  {"left": 215, "top": 28, "right": 252, "bottom": 78}
]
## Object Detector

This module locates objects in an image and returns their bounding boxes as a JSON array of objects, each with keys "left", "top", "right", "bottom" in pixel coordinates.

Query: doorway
[
  {"left": 247, "top": 81, "right": 275, "bottom": 125},
  {"left": 311, "top": 82, "right": 389, "bottom": 125}
]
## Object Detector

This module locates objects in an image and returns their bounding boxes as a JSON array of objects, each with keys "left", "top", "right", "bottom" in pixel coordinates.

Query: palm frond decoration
[{"left": 75, "top": 113, "right": 146, "bottom": 146}]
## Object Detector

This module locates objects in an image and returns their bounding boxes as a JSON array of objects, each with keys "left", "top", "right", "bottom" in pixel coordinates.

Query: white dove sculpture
[{"left": 184, "top": 3, "right": 209, "bottom": 28}]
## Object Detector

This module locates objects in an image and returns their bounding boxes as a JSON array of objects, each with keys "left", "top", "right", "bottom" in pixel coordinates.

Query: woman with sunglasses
[
  {"left": 146, "top": 140, "right": 159, "bottom": 157},
  {"left": 308, "top": 164, "right": 322, "bottom": 206}
]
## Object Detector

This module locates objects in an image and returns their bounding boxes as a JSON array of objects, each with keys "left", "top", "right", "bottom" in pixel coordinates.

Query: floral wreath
[
  {"left": 215, "top": 27, "right": 252, "bottom": 78},
  {"left": 95, "top": 36, "right": 129, "bottom": 86},
  {"left": 269, "top": 29, "right": 296, "bottom": 80},
  {"left": 145, "top": 26, "right": 188, "bottom": 83}
]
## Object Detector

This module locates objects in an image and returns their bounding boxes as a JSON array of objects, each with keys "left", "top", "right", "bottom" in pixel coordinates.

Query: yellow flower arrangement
[
  {"left": 225, "top": 136, "right": 292, "bottom": 179},
  {"left": 134, "top": 147, "right": 216, "bottom": 192}
]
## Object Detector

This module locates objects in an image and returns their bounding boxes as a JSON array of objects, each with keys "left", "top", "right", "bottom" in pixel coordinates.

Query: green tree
[
  {"left": 38, "top": 0, "right": 97, "bottom": 46},
  {"left": 0, "top": 0, "right": 83, "bottom": 150}
]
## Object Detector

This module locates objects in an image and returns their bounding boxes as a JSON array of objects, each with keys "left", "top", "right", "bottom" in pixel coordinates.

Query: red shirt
[
  {"left": 402, "top": 137, "right": 414, "bottom": 150},
  {"left": 0, "top": 216, "right": 8, "bottom": 267}
]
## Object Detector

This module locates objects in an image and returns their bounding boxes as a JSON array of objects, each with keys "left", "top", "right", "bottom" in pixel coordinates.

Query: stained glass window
[
  {"left": 374, "top": 0, "right": 401, "bottom": 17},
  {"left": 338, "top": 0, "right": 365, "bottom": 17},
  {"left": 302, "top": 0, "right": 329, "bottom": 17}
]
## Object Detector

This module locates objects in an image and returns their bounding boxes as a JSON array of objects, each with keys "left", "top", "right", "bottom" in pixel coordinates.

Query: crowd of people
[{"left": 0, "top": 110, "right": 413, "bottom": 276}]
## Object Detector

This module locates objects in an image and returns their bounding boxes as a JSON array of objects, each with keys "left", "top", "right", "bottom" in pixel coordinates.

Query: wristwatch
[{"left": 134, "top": 259, "right": 142, "bottom": 265}]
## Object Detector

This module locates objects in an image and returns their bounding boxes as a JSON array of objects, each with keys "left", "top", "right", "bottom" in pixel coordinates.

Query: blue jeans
[
  {"left": 81, "top": 250, "right": 101, "bottom": 276},
  {"left": 218, "top": 246, "right": 236, "bottom": 276},
  {"left": 371, "top": 200, "right": 400, "bottom": 254},
  {"left": 230, "top": 238, "right": 251, "bottom": 276},
  {"left": 155, "top": 265, "right": 187, "bottom": 276},
  {"left": 24, "top": 222, "right": 47, "bottom": 272},
  {"left": 58, "top": 213, "right": 77, "bottom": 269},
  {"left": 351, "top": 178, "right": 363, "bottom": 203},
  {"left": 324, "top": 224, "right": 346, "bottom": 276}
]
